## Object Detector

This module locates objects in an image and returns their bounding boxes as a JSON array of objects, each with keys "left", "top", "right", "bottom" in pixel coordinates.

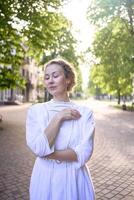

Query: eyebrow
[{"left": 45, "top": 71, "right": 63, "bottom": 76}]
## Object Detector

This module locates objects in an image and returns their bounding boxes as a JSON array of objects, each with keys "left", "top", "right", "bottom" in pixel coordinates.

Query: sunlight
[
  {"left": 62, "top": 0, "right": 95, "bottom": 51},
  {"left": 62, "top": 0, "right": 95, "bottom": 89}
]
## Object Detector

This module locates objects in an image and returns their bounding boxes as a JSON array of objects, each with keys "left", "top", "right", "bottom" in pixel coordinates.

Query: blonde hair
[{"left": 44, "top": 58, "right": 76, "bottom": 91}]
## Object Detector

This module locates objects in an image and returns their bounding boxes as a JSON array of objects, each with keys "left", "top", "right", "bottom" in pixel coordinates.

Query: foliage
[
  {"left": 40, "top": 16, "right": 83, "bottom": 92},
  {"left": 88, "top": 18, "right": 134, "bottom": 103},
  {"left": 87, "top": 0, "right": 134, "bottom": 104},
  {"left": 24, "top": 12, "right": 70, "bottom": 62},
  {"left": 87, "top": 0, "right": 134, "bottom": 36},
  {"left": 0, "top": 66, "right": 25, "bottom": 89},
  {"left": 0, "top": 0, "right": 69, "bottom": 89}
]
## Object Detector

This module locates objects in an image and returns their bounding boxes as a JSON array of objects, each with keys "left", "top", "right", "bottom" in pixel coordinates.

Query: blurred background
[
  {"left": 0, "top": 0, "right": 134, "bottom": 109},
  {"left": 0, "top": 1, "right": 134, "bottom": 199}
]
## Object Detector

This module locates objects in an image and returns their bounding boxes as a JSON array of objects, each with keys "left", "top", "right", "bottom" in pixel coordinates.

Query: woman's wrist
[
  {"left": 54, "top": 113, "right": 63, "bottom": 124},
  {"left": 45, "top": 149, "right": 77, "bottom": 162}
]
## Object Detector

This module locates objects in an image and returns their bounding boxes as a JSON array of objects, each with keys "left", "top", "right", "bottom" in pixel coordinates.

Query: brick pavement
[
  {"left": 86, "top": 100, "right": 134, "bottom": 200},
  {"left": 0, "top": 104, "right": 34, "bottom": 200},
  {"left": 0, "top": 100, "right": 134, "bottom": 200}
]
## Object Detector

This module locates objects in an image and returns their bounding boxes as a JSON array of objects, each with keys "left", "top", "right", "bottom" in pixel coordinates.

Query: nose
[{"left": 48, "top": 76, "right": 54, "bottom": 83}]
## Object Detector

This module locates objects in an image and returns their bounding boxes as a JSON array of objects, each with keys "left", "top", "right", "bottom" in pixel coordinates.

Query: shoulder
[{"left": 27, "top": 102, "right": 48, "bottom": 114}]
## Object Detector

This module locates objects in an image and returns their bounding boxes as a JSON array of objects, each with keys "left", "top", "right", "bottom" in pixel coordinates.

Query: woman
[{"left": 26, "top": 58, "right": 95, "bottom": 200}]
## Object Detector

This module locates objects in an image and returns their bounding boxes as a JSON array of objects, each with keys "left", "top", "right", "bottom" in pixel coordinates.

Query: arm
[
  {"left": 26, "top": 105, "right": 55, "bottom": 157},
  {"left": 71, "top": 110, "right": 95, "bottom": 168},
  {"left": 45, "top": 128, "right": 95, "bottom": 163},
  {"left": 45, "top": 108, "right": 81, "bottom": 147},
  {"left": 44, "top": 115, "right": 62, "bottom": 148},
  {"left": 26, "top": 105, "right": 81, "bottom": 157},
  {"left": 45, "top": 148, "right": 78, "bottom": 162},
  {"left": 46, "top": 110, "right": 95, "bottom": 165}
]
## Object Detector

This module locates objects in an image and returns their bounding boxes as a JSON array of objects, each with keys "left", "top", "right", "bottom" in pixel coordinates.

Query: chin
[
  {"left": 48, "top": 90, "right": 57, "bottom": 96},
  {"left": 48, "top": 88, "right": 66, "bottom": 97}
]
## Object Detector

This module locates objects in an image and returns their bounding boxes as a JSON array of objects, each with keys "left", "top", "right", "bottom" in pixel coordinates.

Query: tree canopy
[
  {"left": 87, "top": 0, "right": 134, "bottom": 104},
  {"left": 0, "top": 0, "right": 82, "bottom": 92},
  {"left": 87, "top": 0, "right": 134, "bottom": 36}
]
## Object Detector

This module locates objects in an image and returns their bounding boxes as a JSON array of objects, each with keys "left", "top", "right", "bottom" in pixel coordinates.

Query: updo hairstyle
[{"left": 44, "top": 58, "right": 76, "bottom": 91}]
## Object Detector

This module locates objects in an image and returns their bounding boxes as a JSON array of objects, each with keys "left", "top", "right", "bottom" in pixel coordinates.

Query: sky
[
  {"left": 63, "top": 0, "right": 94, "bottom": 51},
  {"left": 62, "top": 0, "right": 95, "bottom": 89}
]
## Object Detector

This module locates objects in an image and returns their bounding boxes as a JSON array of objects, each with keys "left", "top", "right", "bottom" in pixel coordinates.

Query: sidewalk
[
  {"left": 0, "top": 102, "right": 32, "bottom": 111},
  {"left": 0, "top": 103, "right": 33, "bottom": 200},
  {"left": 0, "top": 100, "right": 134, "bottom": 200},
  {"left": 87, "top": 99, "right": 134, "bottom": 200}
]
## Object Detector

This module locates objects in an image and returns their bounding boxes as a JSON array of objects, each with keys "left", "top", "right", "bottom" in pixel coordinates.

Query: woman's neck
[{"left": 53, "top": 94, "right": 70, "bottom": 102}]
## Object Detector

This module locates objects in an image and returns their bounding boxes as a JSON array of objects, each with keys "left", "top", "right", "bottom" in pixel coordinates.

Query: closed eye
[
  {"left": 44, "top": 75, "right": 49, "bottom": 80},
  {"left": 44, "top": 71, "right": 63, "bottom": 80},
  {"left": 53, "top": 74, "right": 59, "bottom": 78}
]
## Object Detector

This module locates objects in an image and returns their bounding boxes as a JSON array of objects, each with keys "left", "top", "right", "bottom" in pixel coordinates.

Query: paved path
[
  {"left": 81, "top": 100, "right": 134, "bottom": 200},
  {"left": 0, "top": 100, "right": 134, "bottom": 200}
]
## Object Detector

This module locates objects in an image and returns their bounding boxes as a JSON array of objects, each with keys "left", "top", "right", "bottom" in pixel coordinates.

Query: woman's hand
[
  {"left": 56, "top": 108, "right": 81, "bottom": 123},
  {"left": 44, "top": 108, "right": 81, "bottom": 147}
]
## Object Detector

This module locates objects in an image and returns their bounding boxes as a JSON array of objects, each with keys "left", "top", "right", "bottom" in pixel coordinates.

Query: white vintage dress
[{"left": 26, "top": 100, "right": 95, "bottom": 200}]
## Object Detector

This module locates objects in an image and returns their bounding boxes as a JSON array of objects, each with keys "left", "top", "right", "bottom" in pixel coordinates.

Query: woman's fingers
[
  {"left": 70, "top": 109, "right": 81, "bottom": 119},
  {"left": 60, "top": 108, "right": 81, "bottom": 121}
]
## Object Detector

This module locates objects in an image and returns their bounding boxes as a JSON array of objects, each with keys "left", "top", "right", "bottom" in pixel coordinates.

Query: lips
[{"left": 48, "top": 86, "right": 57, "bottom": 90}]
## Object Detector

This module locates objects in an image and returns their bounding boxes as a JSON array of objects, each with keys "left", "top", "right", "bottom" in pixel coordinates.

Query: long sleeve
[
  {"left": 26, "top": 105, "right": 54, "bottom": 157},
  {"left": 72, "top": 110, "right": 95, "bottom": 168}
]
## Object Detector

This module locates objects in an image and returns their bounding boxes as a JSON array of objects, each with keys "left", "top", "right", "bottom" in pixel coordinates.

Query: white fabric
[{"left": 26, "top": 100, "right": 95, "bottom": 200}]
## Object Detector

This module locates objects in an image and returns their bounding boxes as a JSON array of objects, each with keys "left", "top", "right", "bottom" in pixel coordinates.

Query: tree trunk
[
  {"left": 11, "top": 89, "right": 14, "bottom": 101},
  {"left": 117, "top": 89, "right": 121, "bottom": 104}
]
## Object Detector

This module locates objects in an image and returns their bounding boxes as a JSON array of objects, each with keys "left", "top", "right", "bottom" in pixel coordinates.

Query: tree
[
  {"left": 87, "top": 0, "right": 134, "bottom": 104},
  {"left": 40, "top": 17, "right": 83, "bottom": 93},
  {"left": 0, "top": 0, "right": 67, "bottom": 89},
  {"left": 0, "top": 0, "right": 83, "bottom": 93},
  {"left": 88, "top": 18, "right": 134, "bottom": 104},
  {"left": 87, "top": 0, "right": 134, "bottom": 36}
]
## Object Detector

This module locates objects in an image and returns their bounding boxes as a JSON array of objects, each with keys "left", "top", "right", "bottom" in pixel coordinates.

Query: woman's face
[{"left": 44, "top": 64, "right": 70, "bottom": 97}]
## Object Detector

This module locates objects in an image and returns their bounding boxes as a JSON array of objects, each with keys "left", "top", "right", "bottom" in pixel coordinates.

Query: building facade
[{"left": 0, "top": 57, "right": 44, "bottom": 104}]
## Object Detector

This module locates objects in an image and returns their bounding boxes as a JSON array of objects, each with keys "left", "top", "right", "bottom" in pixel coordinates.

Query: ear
[{"left": 66, "top": 79, "right": 70, "bottom": 84}]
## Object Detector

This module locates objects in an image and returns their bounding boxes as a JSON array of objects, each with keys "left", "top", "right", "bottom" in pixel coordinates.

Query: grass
[{"left": 112, "top": 102, "right": 134, "bottom": 112}]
